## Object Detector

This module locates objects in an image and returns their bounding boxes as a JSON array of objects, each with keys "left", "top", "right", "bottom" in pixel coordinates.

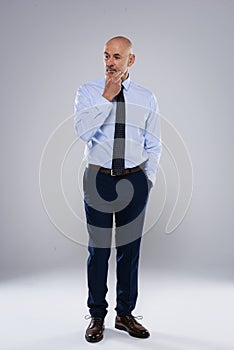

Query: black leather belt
[{"left": 88, "top": 163, "right": 144, "bottom": 176}]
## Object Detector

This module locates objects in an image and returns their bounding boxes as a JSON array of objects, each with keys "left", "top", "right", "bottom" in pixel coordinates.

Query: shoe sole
[{"left": 115, "top": 324, "right": 150, "bottom": 339}]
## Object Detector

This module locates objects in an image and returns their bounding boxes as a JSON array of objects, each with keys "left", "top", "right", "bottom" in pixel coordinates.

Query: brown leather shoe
[
  {"left": 85, "top": 317, "right": 105, "bottom": 343},
  {"left": 115, "top": 314, "right": 150, "bottom": 338}
]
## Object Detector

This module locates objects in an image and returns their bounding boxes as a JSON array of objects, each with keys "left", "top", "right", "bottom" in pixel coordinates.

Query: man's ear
[{"left": 128, "top": 54, "right": 135, "bottom": 67}]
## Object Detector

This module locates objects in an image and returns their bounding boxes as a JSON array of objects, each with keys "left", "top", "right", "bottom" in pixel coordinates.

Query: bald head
[{"left": 105, "top": 36, "right": 133, "bottom": 54}]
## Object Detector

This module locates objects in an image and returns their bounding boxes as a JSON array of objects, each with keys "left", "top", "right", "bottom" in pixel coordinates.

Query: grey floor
[{"left": 1, "top": 268, "right": 234, "bottom": 350}]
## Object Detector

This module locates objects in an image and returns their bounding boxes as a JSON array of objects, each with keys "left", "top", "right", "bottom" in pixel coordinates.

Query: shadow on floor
[{"left": 12, "top": 327, "right": 233, "bottom": 350}]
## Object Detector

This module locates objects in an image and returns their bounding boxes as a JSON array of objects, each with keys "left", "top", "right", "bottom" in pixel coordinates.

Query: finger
[
  {"left": 114, "top": 71, "right": 124, "bottom": 82},
  {"left": 116, "top": 70, "right": 124, "bottom": 78}
]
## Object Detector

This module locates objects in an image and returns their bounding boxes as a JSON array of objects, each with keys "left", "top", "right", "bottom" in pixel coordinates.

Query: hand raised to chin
[{"left": 102, "top": 70, "right": 124, "bottom": 102}]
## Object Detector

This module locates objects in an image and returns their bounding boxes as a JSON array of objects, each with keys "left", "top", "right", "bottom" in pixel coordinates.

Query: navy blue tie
[{"left": 111, "top": 86, "right": 125, "bottom": 175}]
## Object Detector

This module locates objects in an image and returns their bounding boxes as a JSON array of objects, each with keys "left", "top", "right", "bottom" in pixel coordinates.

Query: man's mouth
[{"left": 106, "top": 67, "right": 118, "bottom": 73}]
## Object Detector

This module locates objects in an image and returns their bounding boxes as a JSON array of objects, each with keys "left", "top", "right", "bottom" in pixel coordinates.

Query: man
[{"left": 74, "top": 36, "right": 161, "bottom": 343}]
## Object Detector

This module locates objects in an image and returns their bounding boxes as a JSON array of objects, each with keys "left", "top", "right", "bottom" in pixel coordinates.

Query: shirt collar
[{"left": 122, "top": 74, "right": 131, "bottom": 90}]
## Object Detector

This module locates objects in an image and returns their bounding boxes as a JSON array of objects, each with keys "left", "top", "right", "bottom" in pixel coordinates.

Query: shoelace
[
  {"left": 84, "top": 315, "right": 104, "bottom": 326},
  {"left": 133, "top": 315, "right": 143, "bottom": 321},
  {"left": 84, "top": 314, "right": 143, "bottom": 324},
  {"left": 125, "top": 314, "right": 143, "bottom": 327}
]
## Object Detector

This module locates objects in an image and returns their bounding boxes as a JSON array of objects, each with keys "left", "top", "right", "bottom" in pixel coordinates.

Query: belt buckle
[{"left": 111, "top": 169, "right": 116, "bottom": 176}]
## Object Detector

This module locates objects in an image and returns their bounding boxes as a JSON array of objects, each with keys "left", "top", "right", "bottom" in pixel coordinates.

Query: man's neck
[{"left": 121, "top": 71, "right": 129, "bottom": 82}]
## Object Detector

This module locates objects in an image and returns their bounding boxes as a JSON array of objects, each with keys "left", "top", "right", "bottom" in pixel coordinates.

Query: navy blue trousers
[{"left": 83, "top": 166, "right": 151, "bottom": 318}]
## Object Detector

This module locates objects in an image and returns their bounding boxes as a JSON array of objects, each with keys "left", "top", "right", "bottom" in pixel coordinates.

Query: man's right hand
[{"left": 102, "top": 70, "right": 124, "bottom": 102}]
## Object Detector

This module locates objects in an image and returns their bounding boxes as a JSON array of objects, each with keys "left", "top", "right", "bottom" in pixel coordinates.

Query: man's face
[{"left": 103, "top": 39, "right": 135, "bottom": 80}]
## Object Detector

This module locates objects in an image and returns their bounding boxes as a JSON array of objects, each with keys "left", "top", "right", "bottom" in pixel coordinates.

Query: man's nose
[{"left": 106, "top": 57, "right": 114, "bottom": 66}]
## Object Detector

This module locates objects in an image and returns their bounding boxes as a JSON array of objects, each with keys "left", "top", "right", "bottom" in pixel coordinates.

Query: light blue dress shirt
[{"left": 74, "top": 75, "right": 162, "bottom": 186}]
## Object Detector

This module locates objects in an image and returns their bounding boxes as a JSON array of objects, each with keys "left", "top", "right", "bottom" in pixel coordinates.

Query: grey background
[{"left": 1, "top": 0, "right": 234, "bottom": 279}]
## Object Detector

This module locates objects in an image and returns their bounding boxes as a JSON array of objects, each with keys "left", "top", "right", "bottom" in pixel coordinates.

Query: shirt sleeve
[
  {"left": 74, "top": 84, "right": 113, "bottom": 142},
  {"left": 144, "top": 93, "right": 162, "bottom": 186}
]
